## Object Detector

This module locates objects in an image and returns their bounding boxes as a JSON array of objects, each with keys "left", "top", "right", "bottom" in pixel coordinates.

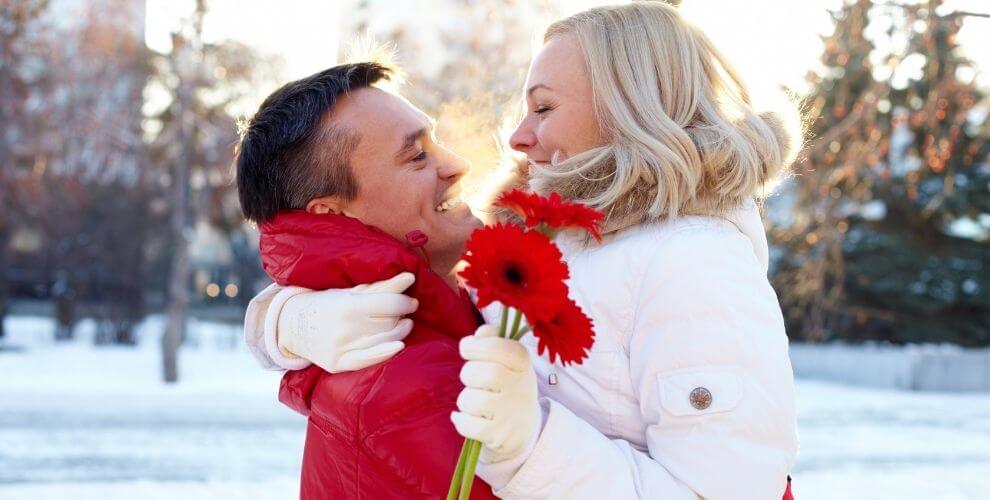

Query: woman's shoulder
[
  {"left": 559, "top": 214, "right": 746, "bottom": 271},
  {"left": 607, "top": 214, "right": 743, "bottom": 254},
  {"left": 602, "top": 214, "right": 769, "bottom": 293}
]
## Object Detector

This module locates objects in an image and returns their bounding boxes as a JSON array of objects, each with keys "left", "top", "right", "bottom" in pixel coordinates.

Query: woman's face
[{"left": 510, "top": 34, "right": 606, "bottom": 166}]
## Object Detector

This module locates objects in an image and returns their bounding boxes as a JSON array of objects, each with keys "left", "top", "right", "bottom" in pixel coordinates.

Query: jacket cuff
[
  {"left": 263, "top": 286, "right": 314, "bottom": 371},
  {"left": 244, "top": 283, "right": 284, "bottom": 371},
  {"left": 490, "top": 398, "right": 585, "bottom": 498}
]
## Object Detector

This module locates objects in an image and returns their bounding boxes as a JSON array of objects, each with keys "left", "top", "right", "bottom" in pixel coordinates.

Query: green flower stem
[
  {"left": 511, "top": 324, "right": 531, "bottom": 341},
  {"left": 457, "top": 439, "right": 483, "bottom": 500},
  {"left": 509, "top": 308, "right": 523, "bottom": 339},
  {"left": 446, "top": 438, "right": 471, "bottom": 500},
  {"left": 498, "top": 305, "right": 509, "bottom": 338}
]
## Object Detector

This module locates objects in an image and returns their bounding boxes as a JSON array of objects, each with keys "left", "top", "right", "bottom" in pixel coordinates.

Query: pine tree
[{"left": 770, "top": 0, "right": 990, "bottom": 345}]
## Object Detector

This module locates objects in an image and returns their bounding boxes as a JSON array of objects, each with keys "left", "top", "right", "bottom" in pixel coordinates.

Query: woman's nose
[{"left": 509, "top": 118, "right": 536, "bottom": 152}]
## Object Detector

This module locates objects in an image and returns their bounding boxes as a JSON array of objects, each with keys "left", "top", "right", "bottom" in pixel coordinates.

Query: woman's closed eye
[{"left": 534, "top": 105, "right": 554, "bottom": 115}]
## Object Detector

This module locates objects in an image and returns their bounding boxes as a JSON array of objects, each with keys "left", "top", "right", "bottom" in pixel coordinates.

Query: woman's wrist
[{"left": 263, "top": 286, "right": 314, "bottom": 370}]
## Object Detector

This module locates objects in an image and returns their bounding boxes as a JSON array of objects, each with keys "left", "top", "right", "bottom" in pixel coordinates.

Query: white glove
[
  {"left": 451, "top": 324, "right": 542, "bottom": 464},
  {"left": 274, "top": 272, "right": 418, "bottom": 373}
]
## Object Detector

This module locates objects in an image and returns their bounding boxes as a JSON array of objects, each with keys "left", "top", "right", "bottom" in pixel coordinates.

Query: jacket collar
[
  {"left": 258, "top": 210, "right": 481, "bottom": 342},
  {"left": 258, "top": 210, "right": 420, "bottom": 289},
  {"left": 723, "top": 199, "right": 770, "bottom": 274}
]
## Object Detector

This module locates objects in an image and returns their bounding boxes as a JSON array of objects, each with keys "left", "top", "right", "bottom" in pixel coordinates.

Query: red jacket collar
[
  {"left": 259, "top": 210, "right": 423, "bottom": 290},
  {"left": 258, "top": 210, "right": 480, "bottom": 341}
]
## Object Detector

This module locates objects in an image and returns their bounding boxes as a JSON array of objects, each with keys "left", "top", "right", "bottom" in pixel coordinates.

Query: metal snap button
[{"left": 690, "top": 387, "right": 712, "bottom": 410}]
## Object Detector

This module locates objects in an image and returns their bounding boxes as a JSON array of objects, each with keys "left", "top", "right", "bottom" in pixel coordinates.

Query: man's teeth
[{"left": 435, "top": 198, "right": 463, "bottom": 212}]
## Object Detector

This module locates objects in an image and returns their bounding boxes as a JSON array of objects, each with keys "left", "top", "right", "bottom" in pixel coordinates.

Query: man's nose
[
  {"left": 438, "top": 148, "right": 469, "bottom": 181},
  {"left": 509, "top": 117, "right": 536, "bottom": 152}
]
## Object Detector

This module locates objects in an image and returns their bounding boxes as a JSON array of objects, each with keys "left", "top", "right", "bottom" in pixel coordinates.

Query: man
[{"left": 236, "top": 62, "right": 493, "bottom": 499}]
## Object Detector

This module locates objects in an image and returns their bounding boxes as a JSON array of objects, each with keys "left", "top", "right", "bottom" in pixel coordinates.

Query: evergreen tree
[{"left": 771, "top": 0, "right": 990, "bottom": 345}]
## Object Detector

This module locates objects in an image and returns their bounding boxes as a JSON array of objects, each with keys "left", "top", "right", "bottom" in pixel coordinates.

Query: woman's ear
[{"left": 306, "top": 196, "right": 346, "bottom": 216}]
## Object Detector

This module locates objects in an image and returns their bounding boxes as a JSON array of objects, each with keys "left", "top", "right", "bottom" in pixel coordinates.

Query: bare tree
[
  {"left": 150, "top": 0, "right": 271, "bottom": 382},
  {"left": 160, "top": 12, "right": 203, "bottom": 383},
  {"left": 35, "top": 0, "right": 148, "bottom": 342},
  {"left": 0, "top": 0, "right": 52, "bottom": 340}
]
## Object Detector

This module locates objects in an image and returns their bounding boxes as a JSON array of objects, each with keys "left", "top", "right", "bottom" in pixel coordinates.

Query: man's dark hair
[{"left": 235, "top": 62, "right": 393, "bottom": 222}]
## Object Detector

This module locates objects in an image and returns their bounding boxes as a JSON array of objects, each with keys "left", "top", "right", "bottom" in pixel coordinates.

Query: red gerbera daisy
[
  {"left": 497, "top": 189, "right": 604, "bottom": 241},
  {"left": 459, "top": 223, "right": 570, "bottom": 319},
  {"left": 495, "top": 189, "right": 542, "bottom": 221},
  {"left": 530, "top": 297, "right": 596, "bottom": 366}
]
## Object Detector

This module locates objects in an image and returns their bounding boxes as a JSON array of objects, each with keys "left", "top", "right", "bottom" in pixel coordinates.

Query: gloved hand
[
  {"left": 274, "top": 272, "right": 419, "bottom": 373},
  {"left": 451, "top": 324, "right": 542, "bottom": 464}
]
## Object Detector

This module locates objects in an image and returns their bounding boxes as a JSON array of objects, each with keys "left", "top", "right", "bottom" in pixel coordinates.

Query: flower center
[{"left": 503, "top": 266, "right": 524, "bottom": 286}]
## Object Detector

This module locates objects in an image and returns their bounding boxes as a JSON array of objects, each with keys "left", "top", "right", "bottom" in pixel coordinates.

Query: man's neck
[{"left": 429, "top": 250, "right": 462, "bottom": 291}]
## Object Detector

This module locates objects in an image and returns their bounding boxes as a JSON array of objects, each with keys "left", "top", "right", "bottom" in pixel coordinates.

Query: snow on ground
[
  {"left": 2, "top": 315, "right": 990, "bottom": 499},
  {"left": 792, "top": 381, "right": 990, "bottom": 500},
  {"left": 0, "top": 315, "right": 304, "bottom": 500}
]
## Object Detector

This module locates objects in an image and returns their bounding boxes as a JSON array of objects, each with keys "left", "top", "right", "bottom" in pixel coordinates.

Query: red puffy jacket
[{"left": 259, "top": 211, "right": 495, "bottom": 500}]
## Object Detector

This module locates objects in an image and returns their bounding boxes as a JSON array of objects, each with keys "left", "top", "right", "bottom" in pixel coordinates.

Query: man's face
[{"left": 328, "top": 87, "right": 481, "bottom": 260}]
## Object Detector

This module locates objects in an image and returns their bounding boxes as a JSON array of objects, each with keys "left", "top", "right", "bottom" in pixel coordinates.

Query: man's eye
[{"left": 412, "top": 150, "right": 427, "bottom": 162}]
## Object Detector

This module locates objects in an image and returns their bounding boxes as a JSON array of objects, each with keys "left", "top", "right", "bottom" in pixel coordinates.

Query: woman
[
  {"left": 449, "top": 4, "right": 798, "bottom": 499},
  {"left": 248, "top": 3, "right": 799, "bottom": 498}
]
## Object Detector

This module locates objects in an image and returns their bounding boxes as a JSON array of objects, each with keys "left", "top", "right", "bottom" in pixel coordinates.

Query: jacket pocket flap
[{"left": 658, "top": 368, "right": 743, "bottom": 417}]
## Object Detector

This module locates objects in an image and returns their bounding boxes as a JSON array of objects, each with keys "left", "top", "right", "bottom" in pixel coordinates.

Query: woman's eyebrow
[{"left": 527, "top": 83, "right": 553, "bottom": 97}]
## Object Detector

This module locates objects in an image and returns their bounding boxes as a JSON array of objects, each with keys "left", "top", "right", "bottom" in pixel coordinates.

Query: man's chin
[
  {"left": 456, "top": 215, "right": 483, "bottom": 243},
  {"left": 466, "top": 212, "right": 483, "bottom": 229},
  {"left": 439, "top": 203, "right": 481, "bottom": 226}
]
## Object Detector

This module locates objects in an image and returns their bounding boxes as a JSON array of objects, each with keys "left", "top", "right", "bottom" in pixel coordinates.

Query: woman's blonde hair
[{"left": 531, "top": 2, "right": 801, "bottom": 232}]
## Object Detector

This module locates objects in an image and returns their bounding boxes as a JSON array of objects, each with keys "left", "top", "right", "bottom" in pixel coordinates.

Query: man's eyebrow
[
  {"left": 527, "top": 83, "right": 553, "bottom": 97},
  {"left": 396, "top": 127, "right": 427, "bottom": 159}
]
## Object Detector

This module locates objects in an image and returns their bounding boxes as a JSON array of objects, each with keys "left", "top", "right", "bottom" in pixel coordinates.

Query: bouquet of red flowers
[{"left": 446, "top": 190, "right": 602, "bottom": 500}]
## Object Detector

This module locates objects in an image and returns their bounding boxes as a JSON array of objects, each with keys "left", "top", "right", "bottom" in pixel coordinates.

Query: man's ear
[{"left": 306, "top": 196, "right": 347, "bottom": 216}]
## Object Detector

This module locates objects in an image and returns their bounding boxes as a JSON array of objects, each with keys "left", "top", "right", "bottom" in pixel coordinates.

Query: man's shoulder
[{"left": 259, "top": 211, "right": 419, "bottom": 289}]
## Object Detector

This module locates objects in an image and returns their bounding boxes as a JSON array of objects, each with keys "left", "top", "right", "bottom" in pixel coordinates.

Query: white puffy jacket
[{"left": 476, "top": 199, "right": 798, "bottom": 499}]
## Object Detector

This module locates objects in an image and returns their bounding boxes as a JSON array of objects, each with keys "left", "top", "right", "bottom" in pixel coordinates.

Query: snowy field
[{"left": 1, "top": 315, "right": 989, "bottom": 500}]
